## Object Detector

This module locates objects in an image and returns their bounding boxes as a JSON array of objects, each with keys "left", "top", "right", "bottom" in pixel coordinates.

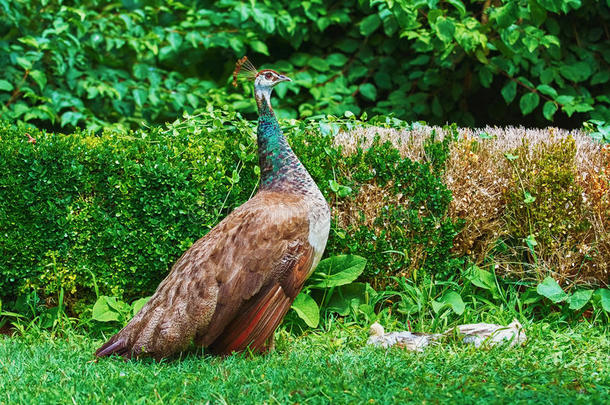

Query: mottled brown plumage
[{"left": 96, "top": 63, "right": 330, "bottom": 360}]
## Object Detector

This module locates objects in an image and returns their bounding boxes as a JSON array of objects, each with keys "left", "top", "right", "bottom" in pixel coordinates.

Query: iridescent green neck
[{"left": 256, "top": 88, "right": 311, "bottom": 193}]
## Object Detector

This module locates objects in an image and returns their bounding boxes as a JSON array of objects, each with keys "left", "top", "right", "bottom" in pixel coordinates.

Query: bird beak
[{"left": 277, "top": 75, "right": 291, "bottom": 83}]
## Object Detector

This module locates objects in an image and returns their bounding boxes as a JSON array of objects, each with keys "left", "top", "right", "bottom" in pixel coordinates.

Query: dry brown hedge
[{"left": 336, "top": 126, "right": 609, "bottom": 287}]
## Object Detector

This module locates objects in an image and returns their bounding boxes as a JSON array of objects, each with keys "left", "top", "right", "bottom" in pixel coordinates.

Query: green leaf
[
  {"left": 561, "top": 61, "right": 592, "bottom": 82},
  {"left": 291, "top": 293, "right": 319, "bottom": 328},
  {"left": 523, "top": 191, "right": 536, "bottom": 204},
  {"left": 542, "top": 101, "right": 558, "bottom": 120},
  {"left": 29, "top": 70, "right": 47, "bottom": 91},
  {"left": 522, "top": 36, "right": 538, "bottom": 53},
  {"left": 310, "top": 255, "right": 367, "bottom": 288},
  {"left": 491, "top": 2, "right": 518, "bottom": 28},
  {"left": 434, "top": 18, "right": 455, "bottom": 43},
  {"left": 568, "top": 290, "right": 593, "bottom": 310},
  {"left": 479, "top": 67, "right": 493, "bottom": 88},
  {"left": 0, "top": 80, "right": 13, "bottom": 92},
  {"left": 537, "top": 277, "right": 568, "bottom": 303},
  {"left": 431, "top": 300, "right": 446, "bottom": 314},
  {"left": 16, "top": 57, "right": 32, "bottom": 70},
  {"left": 446, "top": 0, "right": 466, "bottom": 15},
  {"left": 598, "top": 289, "right": 610, "bottom": 312},
  {"left": 327, "top": 53, "right": 348, "bottom": 67},
  {"left": 131, "top": 297, "right": 151, "bottom": 317},
  {"left": 466, "top": 265, "right": 495, "bottom": 290},
  {"left": 133, "top": 89, "right": 147, "bottom": 108},
  {"left": 360, "top": 14, "right": 381, "bottom": 36},
  {"left": 60, "top": 111, "right": 84, "bottom": 127},
  {"left": 327, "top": 282, "right": 372, "bottom": 316},
  {"left": 536, "top": 84, "right": 557, "bottom": 98},
  {"left": 504, "top": 152, "right": 518, "bottom": 161},
  {"left": 91, "top": 296, "right": 120, "bottom": 322},
  {"left": 308, "top": 57, "right": 329, "bottom": 71},
  {"left": 501, "top": 80, "right": 517, "bottom": 103},
  {"left": 359, "top": 83, "right": 377, "bottom": 101},
  {"left": 250, "top": 41, "right": 269, "bottom": 55},
  {"left": 441, "top": 291, "right": 465, "bottom": 315},
  {"left": 591, "top": 70, "right": 610, "bottom": 85},
  {"left": 519, "top": 92, "right": 540, "bottom": 115}
]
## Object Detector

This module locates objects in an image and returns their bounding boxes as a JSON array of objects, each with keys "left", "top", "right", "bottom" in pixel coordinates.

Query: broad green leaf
[
  {"left": 536, "top": 84, "right": 557, "bottom": 98},
  {"left": 92, "top": 296, "right": 120, "bottom": 322},
  {"left": 327, "top": 282, "right": 372, "bottom": 316},
  {"left": 491, "top": 2, "right": 518, "bottom": 27},
  {"left": 431, "top": 300, "right": 446, "bottom": 314},
  {"left": 441, "top": 291, "right": 465, "bottom": 315},
  {"left": 519, "top": 92, "right": 540, "bottom": 115},
  {"left": 308, "top": 57, "right": 329, "bottom": 71},
  {"left": 568, "top": 290, "right": 593, "bottom": 310},
  {"left": 504, "top": 153, "right": 518, "bottom": 161},
  {"left": 106, "top": 296, "right": 130, "bottom": 314},
  {"left": 250, "top": 41, "right": 269, "bottom": 55},
  {"left": 434, "top": 18, "right": 455, "bottom": 43},
  {"left": 501, "top": 80, "right": 517, "bottom": 103},
  {"left": 327, "top": 53, "right": 348, "bottom": 67},
  {"left": 543, "top": 101, "right": 558, "bottom": 120},
  {"left": 561, "top": 61, "right": 592, "bottom": 82},
  {"left": 291, "top": 293, "right": 319, "bottom": 328},
  {"left": 598, "top": 288, "right": 610, "bottom": 312},
  {"left": 186, "top": 93, "right": 198, "bottom": 108},
  {"left": 360, "top": 14, "right": 381, "bottom": 36},
  {"left": 359, "top": 83, "right": 377, "bottom": 101},
  {"left": 167, "top": 32, "right": 182, "bottom": 50},
  {"left": 60, "top": 111, "right": 84, "bottom": 127},
  {"left": 522, "top": 36, "right": 538, "bottom": 52},
  {"left": 131, "top": 297, "right": 151, "bottom": 317},
  {"left": 133, "top": 89, "right": 147, "bottom": 107},
  {"left": 16, "top": 57, "right": 32, "bottom": 70},
  {"left": 446, "top": 0, "right": 466, "bottom": 15},
  {"left": 591, "top": 70, "right": 610, "bottom": 85},
  {"left": 466, "top": 265, "right": 496, "bottom": 291},
  {"left": 310, "top": 255, "right": 367, "bottom": 288},
  {"left": 479, "top": 67, "right": 493, "bottom": 88},
  {"left": 0, "top": 80, "right": 13, "bottom": 92},
  {"left": 29, "top": 70, "right": 46, "bottom": 91},
  {"left": 537, "top": 277, "right": 568, "bottom": 303}
]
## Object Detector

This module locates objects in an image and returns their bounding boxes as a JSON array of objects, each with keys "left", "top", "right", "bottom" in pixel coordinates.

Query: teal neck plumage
[{"left": 256, "top": 87, "right": 312, "bottom": 193}]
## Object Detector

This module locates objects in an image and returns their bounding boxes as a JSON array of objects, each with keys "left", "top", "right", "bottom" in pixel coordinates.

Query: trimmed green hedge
[{"left": 0, "top": 113, "right": 461, "bottom": 311}]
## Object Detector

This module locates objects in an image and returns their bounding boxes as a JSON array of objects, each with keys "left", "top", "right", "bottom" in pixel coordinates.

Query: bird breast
[{"left": 306, "top": 197, "right": 331, "bottom": 275}]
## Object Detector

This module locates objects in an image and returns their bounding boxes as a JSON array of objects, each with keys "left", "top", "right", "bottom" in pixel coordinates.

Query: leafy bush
[
  {"left": 0, "top": 112, "right": 258, "bottom": 308},
  {"left": 503, "top": 137, "right": 597, "bottom": 283},
  {"left": 0, "top": 0, "right": 609, "bottom": 131},
  {"left": 318, "top": 131, "right": 463, "bottom": 288},
  {"left": 0, "top": 114, "right": 461, "bottom": 312}
]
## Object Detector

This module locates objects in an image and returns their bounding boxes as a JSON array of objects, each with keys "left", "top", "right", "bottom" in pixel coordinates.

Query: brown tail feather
[
  {"left": 208, "top": 284, "right": 292, "bottom": 355},
  {"left": 94, "top": 298, "right": 200, "bottom": 360},
  {"left": 95, "top": 335, "right": 130, "bottom": 358}
]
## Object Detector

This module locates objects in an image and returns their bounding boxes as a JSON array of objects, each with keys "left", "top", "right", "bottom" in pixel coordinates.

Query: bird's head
[
  {"left": 232, "top": 56, "right": 291, "bottom": 112},
  {"left": 253, "top": 69, "right": 291, "bottom": 91}
]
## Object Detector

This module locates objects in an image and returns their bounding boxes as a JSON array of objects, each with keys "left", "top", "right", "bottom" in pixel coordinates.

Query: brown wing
[
  {"left": 205, "top": 241, "right": 314, "bottom": 354},
  {"left": 95, "top": 190, "right": 314, "bottom": 360}
]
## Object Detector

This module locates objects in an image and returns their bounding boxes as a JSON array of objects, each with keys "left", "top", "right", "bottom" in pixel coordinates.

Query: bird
[{"left": 95, "top": 57, "right": 330, "bottom": 360}]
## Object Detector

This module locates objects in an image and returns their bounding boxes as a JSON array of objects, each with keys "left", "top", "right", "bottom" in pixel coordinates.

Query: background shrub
[
  {"left": 0, "top": 0, "right": 609, "bottom": 131},
  {"left": 0, "top": 114, "right": 461, "bottom": 311}
]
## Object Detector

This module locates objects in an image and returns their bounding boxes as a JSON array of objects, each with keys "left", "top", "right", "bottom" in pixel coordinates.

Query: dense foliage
[
  {"left": 1, "top": 0, "right": 609, "bottom": 131},
  {"left": 0, "top": 113, "right": 461, "bottom": 311}
]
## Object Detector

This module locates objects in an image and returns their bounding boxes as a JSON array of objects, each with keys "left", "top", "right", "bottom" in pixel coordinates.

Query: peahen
[{"left": 95, "top": 57, "right": 330, "bottom": 359}]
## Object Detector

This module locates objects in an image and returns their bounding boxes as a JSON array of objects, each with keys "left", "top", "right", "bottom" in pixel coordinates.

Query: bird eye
[{"left": 265, "top": 72, "right": 272, "bottom": 79}]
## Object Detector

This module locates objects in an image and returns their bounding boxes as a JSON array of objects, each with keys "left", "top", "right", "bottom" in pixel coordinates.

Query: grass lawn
[{"left": 0, "top": 323, "right": 608, "bottom": 404}]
